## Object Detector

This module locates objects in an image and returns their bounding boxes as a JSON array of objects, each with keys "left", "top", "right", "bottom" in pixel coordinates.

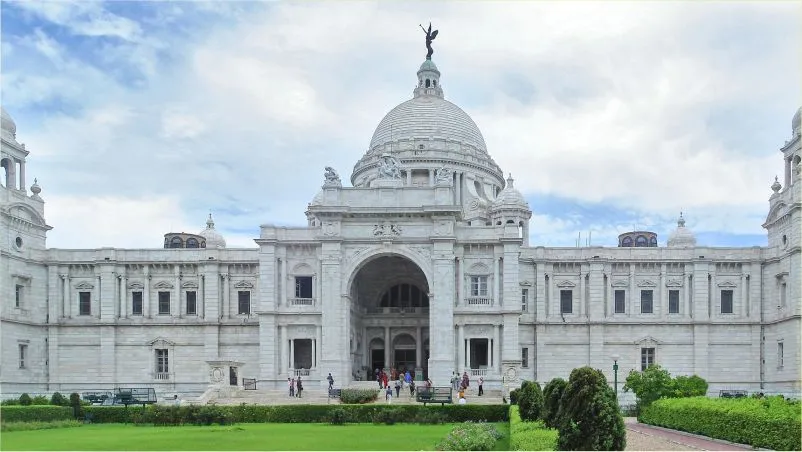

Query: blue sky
[{"left": 1, "top": 1, "right": 799, "bottom": 248}]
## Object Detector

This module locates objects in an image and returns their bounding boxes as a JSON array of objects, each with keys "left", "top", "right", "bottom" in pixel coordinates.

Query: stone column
[
  {"left": 578, "top": 270, "right": 585, "bottom": 317},
  {"left": 455, "top": 172, "right": 462, "bottom": 204},
  {"left": 384, "top": 326, "right": 391, "bottom": 369},
  {"left": 289, "top": 338, "right": 295, "bottom": 370},
  {"left": 457, "top": 255, "right": 465, "bottom": 306},
  {"left": 19, "top": 160, "right": 25, "bottom": 191},
  {"left": 457, "top": 324, "right": 465, "bottom": 371},
  {"left": 710, "top": 267, "right": 716, "bottom": 319},
  {"left": 466, "top": 336, "right": 472, "bottom": 369},
  {"left": 119, "top": 271, "right": 126, "bottom": 319},
  {"left": 279, "top": 325, "right": 287, "bottom": 376},
  {"left": 173, "top": 266, "right": 181, "bottom": 317},
  {"left": 659, "top": 264, "right": 666, "bottom": 319},
  {"left": 222, "top": 272, "right": 230, "bottom": 319},
  {"left": 8, "top": 159, "right": 16, "bottom": 190},
  {"left": 199, "top": 274, "right": 206, "bottom": 319},
  {"left": 256, "top": 239, "right": 277, "bottom": 382},
  {"left": 280, "top": 258, "right": 287, "bottom": 306},
  {"left": 486, "top": 334, "right": 492, "bottom": 369},
  {"left": 741, "top": 273, "right": 747, "bottom": 317},
  {"left": 317, "top": 325, "right": 323, "bottom": 369},
  {"left": 416, "top": 326, "right": 422, "bottom": 367},
  {"left": 684, "top": 273, "right": 690, "bottom": 317}
]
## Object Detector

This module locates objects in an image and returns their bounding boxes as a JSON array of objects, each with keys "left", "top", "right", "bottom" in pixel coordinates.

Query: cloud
[{"left": 2, "top": 1, "right": 798, "bottom": 249}]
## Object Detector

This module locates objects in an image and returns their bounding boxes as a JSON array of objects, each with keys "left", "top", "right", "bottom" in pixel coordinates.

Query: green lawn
[{"left": 1, "top": 422, "right": 509, "bottom": 451}]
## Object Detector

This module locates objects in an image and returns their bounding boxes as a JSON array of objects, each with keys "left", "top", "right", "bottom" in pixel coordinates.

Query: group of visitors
[
  {"left": 286, "top": 376, "right": 304, "bottom": 398},
  {"left": 450, "top": 371, "right": 484, "bottom": 404}
]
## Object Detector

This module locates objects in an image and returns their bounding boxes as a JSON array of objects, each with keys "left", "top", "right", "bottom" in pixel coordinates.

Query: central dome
[{"left": 368, "top": 96, "right": 487, "bottom": 153}]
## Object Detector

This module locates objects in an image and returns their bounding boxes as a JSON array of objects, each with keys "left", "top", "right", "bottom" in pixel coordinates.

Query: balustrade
[
  {"left": 154, "top": 372, "right": 171, "bottom": 380},
  {"left": 293, "top": 368, "right": 310, "bottom": 377},
  {"left": 465, "top": 297, "right": 492, "bottom": 305},
  {"left": 289, "top": 298, "right": 314, "bottom": 306},
  {"left": 470, "top": 368, "right": 488, "bottom": 377}
]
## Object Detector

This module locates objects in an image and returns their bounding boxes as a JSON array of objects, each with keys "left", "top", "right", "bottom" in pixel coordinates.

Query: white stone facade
[{"left": 1, "top": 57, "right": 800, "bottom": 400}]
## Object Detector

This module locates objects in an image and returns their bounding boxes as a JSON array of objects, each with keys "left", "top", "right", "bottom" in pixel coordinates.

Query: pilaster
[
  {"left": 257, "top": 240, "right": 276, "bottom": 381},
  {"left": 320, "top": 242, "right": 347, "bottom": 383},
  {"left": 429, "top": 239, "right": 455, "bottom": 386}
]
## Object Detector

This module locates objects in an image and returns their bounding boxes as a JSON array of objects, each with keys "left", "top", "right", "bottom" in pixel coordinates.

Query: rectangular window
[
  {"left": 158, "top": 292, "right": 170, "bottom": 315},
  {"left": 19, "top": 344, "right": 27, "bottom": 369},
  {"left": 186, "top": 291, "right": 197, "bottom": 315},
  {"left": 780, "top": 283, "right": 786, "bottom": 308},
  {"left": 778, "top": 342, "right": 784, "bottom": 369},
  {"left": 721, "top": 290, "right": 734, "bottom": 314},
  {"left": 238, "top": 291, "right": 251, "bottom": 315},
  {"left": 641, "top": 347, "right": 655, "bottom": 371},
  {"left": 614, "top": 290, "right": 625, "bottom": 314},
  {"left": 521, "top": 289, "right": 528, "bottom": 312},
  {"left": 15, "top": 284, "right": 23, "bottom": 308},
  {"left": 560, "top": 290, "right": 572, "bottom": 314},
  {"left": 640, "top": 290, "right": 654, "bottom": 314},
  {"left": 132, "top": 291, "right": 143, "bottom": 315},
  {"left": 470, "top": 276, "right": 488, "bottom": 297},
  {"left": 521, "top": 347, "right": 529, "bottom": 368},
  {"left": 78, "top": 292, "right": 91, "bottom": 316},
  {"left": 668, "top": 290, "right": 680, "bottom": 314},
  {"left": 295, "top": 276, "right": 313, "bottom": 299},
  {"left": 155, "top": 349, "right": 169, "bottom": 373}
]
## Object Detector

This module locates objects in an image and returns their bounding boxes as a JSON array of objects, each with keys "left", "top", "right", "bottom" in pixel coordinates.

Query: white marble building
[{"left": 1, "top": 55, "right": 800, "bottom": 399}]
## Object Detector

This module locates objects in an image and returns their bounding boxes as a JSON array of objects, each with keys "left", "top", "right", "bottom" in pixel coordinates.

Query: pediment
[
  {"left": 611, "top": 280, "right": 629, "bottom": 288},
  {"left": 717, "top": 281, "right": 737, "bottom": 288},
  {"left": 292, "top": 263, "right": 314, "bottom": 275},
  {"left": 153, "top": 280, "right": 174, "bottom": 290},
  {"left": 467, "top": 263, "right": 490, "bottom": 275},
  {"left": 634, "top": 335, "right": 660, "bottom": 345},
  {"left": 637, "top": 280, "right": 657, "bottom": 288},
  {"left": 5, "top": 202, "right": 47, "bottom": 227},
  {"left": 666, "top": 279, "right": 684, "bottom": 288},
  {"left": 234, "top": 280, "right": 254, "bottom": 289},
  {"left": 764, "top": 202, "right": 786, "bottom": 225},
  {"left": 556, "top": 280, "right": 576, "bottom": 288},
  {"left": 148, "top": 336, "right": 175, "bottom": 347},
  {"left": 519, "top": 281, "right": 532, "bottom": 287},
  {"left": 181, "top": 281, "right": 198, "bottom": 289},
  {"left": 128, "top": 282, "right": 144, "bottom": 290},
  {"left": 74, "top": 281, "right": 94, "bottom": 290}
]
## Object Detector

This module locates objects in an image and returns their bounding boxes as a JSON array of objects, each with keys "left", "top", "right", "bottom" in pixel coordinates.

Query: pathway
[{"left": 624, "top": 418, "right": 756, "bottom": 451}]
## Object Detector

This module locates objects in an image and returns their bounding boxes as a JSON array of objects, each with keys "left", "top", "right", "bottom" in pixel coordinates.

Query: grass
[{"left": 1, "top": 422, "right": 509, "bottom": 451}]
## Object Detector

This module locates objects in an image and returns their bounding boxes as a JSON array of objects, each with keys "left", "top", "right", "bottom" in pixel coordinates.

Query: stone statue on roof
[
  {"left": 435, "top": 165, "right": 453, "bottom": 186},
  {"left": 420, "top": 22, "right": 438, "bottom": 60},
  {"left": 378, "top": 154, "right": 403, "bottom": 179},
  {"left": 323, "top": 166, "right": 342, "bottom": 187}
]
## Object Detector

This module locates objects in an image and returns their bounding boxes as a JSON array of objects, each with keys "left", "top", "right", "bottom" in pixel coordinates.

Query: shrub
[
  {"left": 18, "top": 394, "right": 32, "bottom": 406},
  {"left": 1, "top": 399, "right": 19, "bottom": 406},
  {"left": 436, "top": 422, "right": 502, "bottom": 451},
  {"left": 69, "top": 393, "right": 82, "bottom": 419},
  {"left": 372, "top": 408, "right": 401, "bottom": 425},
  {"left": 50, "top": 392, "right": 68, "bottom": 407},
  {"left": 516, "top": 381, "right": 544, "bottom": 422},
  {"left": 414, "top": 410, "right": 448, "bottom": 425},
  {"left": 339, "top": 389, "right": 379, "bottom": 404},
  {"left": 542, "top": 377, "right": 567, "bottom": 429},
  {"left": 328, "top": 407, "right": 347, "bottom": 425},
  {"left": 624, "top": 365, "right": 709, "bottom": 411},
  {"left": 671, "top": 375, "right": 708, "bottom": 398},
  {"left": 509, "top": 388, "right": 520, "bottom": 405},
  {"left": 31, "top": 395, "right": 50, "bottom": 405},
  {"left": 509, "top": 406, "right": 558, "bottom": 451},
  {"left": 557, "top": 367, "right": 626, "bottom": 451},
  {"left": 1, "top": 420, "right": 82, "bottom": 432},
  {"left": 0, "top": 406, "right": 73, "bottom": 423},
  {"left": 640, "top": 396, "right": 801, "bottom": 451}
]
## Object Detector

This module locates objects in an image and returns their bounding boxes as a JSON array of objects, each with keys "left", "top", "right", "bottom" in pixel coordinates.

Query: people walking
[
  {"left": 409, "top": 380, "right": 416, "bottom": 397},
  {"left": 395, "top": 379, "right": 401, "bottom": 398},
  {"left": 478, "top": 376, "right": 484, "bottom": 396},
  {"left": 288, "top": 378, "right": 295, "bottom": 397},
  {"left": 296, "top": 376, "right": 303, "bottom": 398},
  {"left": 385, "top": 386, "right": 393, "bottom": 403},
  {"left": 327, "top": 373, "right": 334, "bottom": 391}
]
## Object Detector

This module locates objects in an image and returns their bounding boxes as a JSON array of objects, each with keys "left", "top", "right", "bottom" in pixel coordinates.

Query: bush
[
  {"left": 509, "top": 406, "right": 557, "bottom": 451},
  {"left": 328, "top": 407, "right": 347, "bottom": 425},
  {"left": 1, "top": 399, "right": 19, "bottom": 406},
  {"left": 542, "top": 377, "right": 567, "bottom": 429},
  {"left": 372, "top": 408, "right": 400, "bottom": 425},
  {"left": 671, "top": 375, "right": 708, "bottom": 398},
  {"left": 414, "top": 410, "right": 448, "bottom": 425},
  {"left": 640, "top": 396, "right": 801, "bottom": 451},
  {"left": 516, "top": 381, "right": 544, "bottom": 422},
  {"left": 0, "top": 406, "right": 73, "bottom": 423},
  {"left": 436, "top": 422, "right": 502, "bottom": 451},
  {"left": 50, "top": 392, "right": 68, "bottom": 407},
  {"left": 69, "top": 393, "right": 82, "bottom": 419},
  {"left": 31, "top": 395, "right": 50, "bottom": 405},
  {"left": 1, "top": 420, "right": 82, "bottom": 432},
  {"left": 18, "top": 394, "right": 32, "bottom": 406},
  {"left": 624, "top": 365, "right": 709, "bottom": 411},
  {"left": 509, "top": 388, "right": 520, "bottom": 405},
  {"left": 557, "top": 367, "right": 626, "bottom": 451},
  {"left": 339, "top": 389, "right": 379, "bottom": 404}
]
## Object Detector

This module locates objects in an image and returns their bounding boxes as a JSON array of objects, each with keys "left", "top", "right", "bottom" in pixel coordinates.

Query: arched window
[
  {"left": 425, "top": 79, "right": 431, "bottom": 88},
  {"left": 432, "top": 80, "right": 437, "bottom": 87},
  {"left": 169, "top": 237, "right": 183, "bottom": 248},
  {"left": 186, "top": 238, "right": 199, "bottom": 248},
  {"left": 622, "top": 236, "right": 633, "bottom": 247},
  {"left": 506, "top": 219, "right": 515, "bottom": 224},
  {"left": 379, "top": 284, "right": 429, "bottom": 308},
  {"left": 649, "top": 236, "right": 658, "bottom": 247},
  {"left": 635, "top": 235, "right": 648, "bottom": 247}
]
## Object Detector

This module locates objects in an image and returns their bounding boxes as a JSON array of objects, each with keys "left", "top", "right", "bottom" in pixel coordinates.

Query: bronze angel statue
[{"left": 420, "top": 22, "right": 438, "bottom": 59}]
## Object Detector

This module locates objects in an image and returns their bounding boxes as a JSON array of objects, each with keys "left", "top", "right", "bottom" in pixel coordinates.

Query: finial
[
  {"left": 771, "top": 176, "right": 782, "bottom": 193},
  {"left": 30, "top": 178, "right": 41, "bottom": 196},
  {"left": 677, "top": 211, "right": 685, "bottom": 227},
  {"left": 506, "top": 173, "right": 514, "bottom": 187},
  {"left": 419, "top": 22, "right": 438, "bottom": 60},
  {"left": 206, "top": 212, "right": 215, "bottom": 228}
]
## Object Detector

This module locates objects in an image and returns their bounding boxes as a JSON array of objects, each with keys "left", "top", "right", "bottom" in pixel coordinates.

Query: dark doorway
[
  {"left": 371, "top": 349, "right": 385, "bottom": 373},
  {"left": 469, "top": 339, "right": 489, "bottom": 369},
  {"left": 394, "top": 349, "right": 416, "bottom": 374},
  {"left": 229, "top": 366, "right": 238, "bottom": 386}
]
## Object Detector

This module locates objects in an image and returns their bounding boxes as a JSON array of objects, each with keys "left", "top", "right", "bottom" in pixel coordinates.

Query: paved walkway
[{"left": 625, "top": 418, "right": 756, "bottom": 451}]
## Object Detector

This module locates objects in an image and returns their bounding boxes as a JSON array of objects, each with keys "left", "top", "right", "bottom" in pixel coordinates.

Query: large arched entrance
[{"left": 349, "top": 254, "right": 430, "bottom": 381}]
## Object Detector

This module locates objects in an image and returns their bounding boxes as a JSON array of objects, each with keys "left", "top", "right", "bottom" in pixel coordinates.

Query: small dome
[
  {"left": 792, "top": 106, "right": 801, "bottom": 137},
  {"left": 667, "top": 212, "right": 696, "bottom": 248},
  {"left": 419, "top": 59, "right": 439, "bottom": 73},
  {"left": 491, "top": 174, "right": 528, "bottom": 210},
  {"left": 198, "top": 213, "right": 226, "bottom": 248},
  {"left": 1, "top": 106, "right": 18, "bottom": 141}
]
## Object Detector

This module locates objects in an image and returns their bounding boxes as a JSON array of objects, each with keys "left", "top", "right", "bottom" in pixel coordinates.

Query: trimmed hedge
[
  {"left": 339, "top": 389, "right": 378, "bottom": 404},
  {"left": 0, "top": 406, "right": 73, "bottom": 423},
  {"left": 509, "top": 406, "right": 557, "bottom": 451},
  {"left": 639, "top": 396, "right": 801, "bottom": 451},
  {"left": 76, "top": 404, "right": 508, "bottom": 425}
]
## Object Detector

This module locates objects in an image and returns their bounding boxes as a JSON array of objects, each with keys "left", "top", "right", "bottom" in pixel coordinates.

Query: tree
[
  {"left": 18, "top": 393, "right": 32, "bottom": 406},
  {"left": 50, "top": 392, "right": 67, "bottom": 406},
  {"left": 542, "top": 377, "right": 567, "bottom": 429},
  {"left": 623, "top": 364, "right": 673, "bottom": 409},
  {"left": 517, "top": 380, "right": 544, "bottom": 421},
  {"left": 671, "top": 375, "right": 708, "bottom": 398},
  {"left": 557, "top": 367, "right": 626, "bottom": 451}
]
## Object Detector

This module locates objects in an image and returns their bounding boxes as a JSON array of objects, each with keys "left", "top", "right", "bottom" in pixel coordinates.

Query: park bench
[
  {"left": 416, "top": 387, "right": 452, "bottom": 406},
  {"left": 328, "top": 388, "right": 342, "bottom": 399},
  {"left": 114, "top": 387, "right": 157, "bottom": 406},
  {"left": 719, "top": 389, "right": 748, "bottom": 398},
  {"left": 243, "top": 378, "right": 257, "bottom": 390},
  {"left": 82, "top": 391, "right": 112, "bottom": 405}
]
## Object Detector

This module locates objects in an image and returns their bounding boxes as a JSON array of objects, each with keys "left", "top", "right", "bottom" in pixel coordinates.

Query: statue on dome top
[{"left": 419, "top": 22, "right": 438, "bottom": 60}]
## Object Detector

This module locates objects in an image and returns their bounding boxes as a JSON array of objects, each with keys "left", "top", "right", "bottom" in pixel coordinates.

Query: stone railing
[
  {"left": 293, "top": 368, "right": 310, "bottom": 377},
  {"left": 365, "top": 307, "right": 429, "bottom": 315},
  {"left": 465, "top": 297, "right": 492, "bottom": 306},
  {"left": 289, "top": 298, "right": 314, "bottom": 306},
  {"left": 470, "top": 368, "right": 488, "bottom": 377},
  {"left": 154, "top": 372, "right": 172, "bottom": 380}
]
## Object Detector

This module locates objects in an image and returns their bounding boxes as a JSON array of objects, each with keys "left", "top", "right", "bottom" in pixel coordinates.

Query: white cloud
[{"left": 2, "top": 1, "right": 798, "bottom": 248}]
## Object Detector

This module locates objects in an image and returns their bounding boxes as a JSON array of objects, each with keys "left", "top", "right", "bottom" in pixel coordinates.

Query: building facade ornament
[
  {"left": 377, "top": 154, "right": 403, "bottom": 179},
  {"left": 323, "top": 166, "right": 342, "bottom": 187}
]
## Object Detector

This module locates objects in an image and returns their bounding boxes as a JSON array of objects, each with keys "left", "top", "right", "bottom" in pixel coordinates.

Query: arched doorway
[{"left": 349, "top": 254, "right": 430, "bottom": 381}]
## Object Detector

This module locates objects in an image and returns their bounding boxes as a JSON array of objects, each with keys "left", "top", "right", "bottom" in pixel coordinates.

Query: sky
[{"left": 1, "top": 1, "right": 800, "bottom": 249}]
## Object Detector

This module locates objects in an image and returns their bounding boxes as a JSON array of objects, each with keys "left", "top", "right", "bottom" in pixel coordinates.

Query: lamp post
[{"left": 611, "top": 354, "right": 620, "bottom": 401}]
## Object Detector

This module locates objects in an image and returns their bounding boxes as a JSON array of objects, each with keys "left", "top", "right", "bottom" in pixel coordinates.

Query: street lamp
[{"left": 611, "top": 354, "right": 620, "bottom": 401}]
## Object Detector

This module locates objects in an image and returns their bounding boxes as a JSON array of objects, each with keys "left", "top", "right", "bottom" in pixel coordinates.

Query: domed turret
[
  {"left": 667, "top": 212, "right": 696, "bottom": 248},
  {"left": 792, "top": 106, "right": 801, "bottom": 138},
  {"left": 198, "top": 213, "right": 226, "bottom": 249},
  {"left": 1, "top": 106, "right": 17, "bottom": 142},
  {"left": 489, "top": 174, "right": 532, "bottom": 244},
  {"left": 491, "top": 174, "right": 528, "bottom": 210}
]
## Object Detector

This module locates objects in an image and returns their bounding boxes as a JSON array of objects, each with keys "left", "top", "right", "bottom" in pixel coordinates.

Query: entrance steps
[{"left": 210, "top": 386, "right": 505, "bottom": 406}]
